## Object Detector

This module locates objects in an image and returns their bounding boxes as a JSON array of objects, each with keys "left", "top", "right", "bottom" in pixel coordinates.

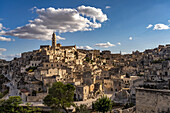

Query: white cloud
[
  {"left": 117, "top": 42, "right": 121, "bottom": 45},
  {"left": 0, "top": 48, "right": 7, "bottom": 56},
  {"left": 0, "top": 37, "right": 12, "bottom": 41},
  {"left": 153, "top": 24, "right": 170, "bottom": 30},
  {"left": 129, "top": 37, "right": 133, "bottom": 40},
  {"left": 0, "top": 23, "right": 7, "bottom": 30},
  {"left": 0, "top": 53, "right": 21, "bottom": 61},
  {"left": 105, "top": 6, "right": 111, "bottom": 9},
  {"left": 56, "top": 36, "right": 65, "bottom": 40},
  {"left": 30, "top": 6, "right": 37, "bottom": 11},
  {"left": 0, "top": 23, "right": 3, "bottom": 30},
  {"left": 77, "top": 5, "right": 108, "bottom": 22},
  {"left": 0, "top": 23, "right": 12, "bottom": 41},
  {"left": 1, "top": 6, "right": 108, "bottom": 40},
  {"left": 0, "top": 48, "right": 7, "bottom": 52},
  {"left": 146, "top": 24, "right": 153, "bottom": 29},
  {"left": 95, "top": 42, "right": 115, "bottom": 48},
  {"left": 122, "top": 52, "right": 127, "bottom": 54},
  {"left": 77, "top": 46, "right": 93, "bottom": 50}
]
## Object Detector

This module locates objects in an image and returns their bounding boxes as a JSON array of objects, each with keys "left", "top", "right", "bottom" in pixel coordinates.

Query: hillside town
[{"left": 0, "top": 33, "right": 170, "bottom": 113}]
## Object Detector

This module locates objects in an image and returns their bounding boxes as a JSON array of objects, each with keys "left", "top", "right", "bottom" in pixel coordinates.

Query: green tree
[
  {"left": 92, "top": 96, "right": 112, "bottom": 113},
  {"left": 0, "top": 96, "right": 22, "bottom": 113},
  {"left": 0, "top": 92, "right": 4, "bottom": 99},
  {"left": 43, "top": 82, "right": 75, "bottom": 113},
  {"left": 85, "top": 57, "right": 90, "bottom": 62},
  {"left": 0, "top": 96, "right": 40, "bottom": 113},
  {"left": 23, "top": 103, "right": 41, "bottom": 113},
  {"left": 75, "top": 104, "right": 90, "bottom": 113},
  {"left": 122, "top": 103, "right": 135, "bottom": 109}
]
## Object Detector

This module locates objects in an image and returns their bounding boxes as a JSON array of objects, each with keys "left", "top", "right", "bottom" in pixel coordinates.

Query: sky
[{"left": 1, "top": 0, "right": 170, "bottom": 60}]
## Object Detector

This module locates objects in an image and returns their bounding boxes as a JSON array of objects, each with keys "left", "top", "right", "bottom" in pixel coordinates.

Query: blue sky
[{"left": 1, "top": 0, "right": 170, "bottom": 60}]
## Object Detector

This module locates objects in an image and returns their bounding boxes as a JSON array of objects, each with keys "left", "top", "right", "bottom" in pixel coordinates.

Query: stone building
[{"left": 74, "top": 85, "right": 89, "bottom": 101}]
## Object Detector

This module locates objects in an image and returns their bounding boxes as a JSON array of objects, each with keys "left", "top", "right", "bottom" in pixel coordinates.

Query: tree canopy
[
  {"left": 92, "top": 96, "right": 112, "bottom": 113},
  {"left": 0, "top": 96, "right": 40, "bottom": 113},
  {"left": 43, "top": 82, "right": 75, "bottom": 113}
]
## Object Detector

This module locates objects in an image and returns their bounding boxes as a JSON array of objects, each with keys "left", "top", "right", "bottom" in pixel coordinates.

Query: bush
[
  {"left": 75, "top": 104, "right": 90, "bottom": 113},
  {"left": 151, "top": 59, "right": 165, "bottom": 64},
  {"left": 92, "top": 96, "right": 112, "bottom": 113},
  {"left": 137, "top": 74, "right": 144, "bottom": 77},
  {"left": 0, "top": 96, "right": 41, "bottom": 113},
  {"left": 0, "top": 93, "right": 3, "bottom": 99},
  {"left": 25, "top": 66, "right": 37, "bottom": 72},
  {"left": 122, "top": 103, "right": 135, "bottom": 109},
  {"left": 0, "top": 89, "right": 9, "bottom": 99},
  {"left": 85, "top": 57, "right": 90, "bottom": 62}
]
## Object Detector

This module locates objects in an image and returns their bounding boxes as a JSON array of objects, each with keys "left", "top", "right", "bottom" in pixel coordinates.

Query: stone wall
[
  {"left": 136, "top": 88, "right": 170, "bottom": 113},
  {"left": 113, "top": 107, "right": 135, "bottom": 113},
  {"left": 27, "top": 93, "right": 47, "bottom": 102},
  {"left": 119, "top": 106, "right": 136, "bottom": 113}
]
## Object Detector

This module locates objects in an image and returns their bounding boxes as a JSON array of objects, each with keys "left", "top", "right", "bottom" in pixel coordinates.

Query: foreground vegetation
[
  {"left": 0, "top": 96, "right": 41, "bottom": 113},
  {"left": 0, "top": 82, "right": 135, "bottom": 113},
  {"left": 43, "top": 82, "right": 75, "bottom": 113}
]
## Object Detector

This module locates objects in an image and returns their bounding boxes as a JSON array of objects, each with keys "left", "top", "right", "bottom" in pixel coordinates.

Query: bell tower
[{"left": 52, "top": 32, "right": 56, "bottom": 54}]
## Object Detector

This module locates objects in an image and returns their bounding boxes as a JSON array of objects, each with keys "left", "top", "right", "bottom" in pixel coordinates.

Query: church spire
[{"left": 52, "top": 32, "right": 56, "bottom": 54}]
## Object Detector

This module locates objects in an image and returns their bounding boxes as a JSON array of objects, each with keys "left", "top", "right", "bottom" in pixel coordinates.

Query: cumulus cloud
[
  {"left": 0, "top": 23, "right": 7, "bottom": 31},
  {"left": 0, "top": 36, "right": 14, "bottom": 41},
  {"left": 1, "top": 6, "right": 108, "bottom": 40},
  {"left": 77, "top": 46, "right": 93, "bottom": 50},
  {"left": 122, "top": 52, "right": 127, "bottom": 55},
  {"left": 0, "top": 23, "right": 3, "bottom": 30},
  {"left": 95, "top": 42, "right": 115, "bottom": 48},
  {"left": 77, "top": 5, "right": 108, "bottom": 22},
  {"left": 117, "top": 42, "right": 121, "bottom": 45},
  {"left": 0, "top": 48, "right": 7, "bottom": 52},
  {"left": 30, "top": 6, "right": 37, "bottom": 11},
  {"left": 0, "top": 23, "right": 11, "bottom": 41},
  {"left": 146, "top": 24, "right": 153, "bottom": 29},
  {"left": 0, "top": 53, "right": 21, "bottom": 61},
  {"left": 153, "top": 24, "right": 170, "bottom": 30},
  {"left": 56, "top": 36, "right": 65, "bottom": 40},
  {"left": 0, "top": 48, "right": 7, "bottom": 56},
  {"left": 105, "top": 6, "right": 111, "bottom": 9},
  {"left": 129, "top": 37, "right": 133, "bottom": 40}
]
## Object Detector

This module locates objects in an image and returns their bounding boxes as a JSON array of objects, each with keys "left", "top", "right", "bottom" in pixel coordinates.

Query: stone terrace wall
[
  {"left": 136, "top": 88, "right": 170, "bottom": 113},
  {"left": 27, "top": 93, "right": 47, "bottom": 102}
]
